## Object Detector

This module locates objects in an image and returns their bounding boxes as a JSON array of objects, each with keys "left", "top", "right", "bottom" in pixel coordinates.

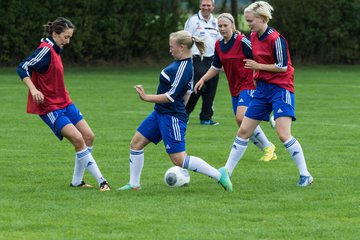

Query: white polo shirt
[{"left": 184, "top": 11, "right": 220, "bottom": 57}]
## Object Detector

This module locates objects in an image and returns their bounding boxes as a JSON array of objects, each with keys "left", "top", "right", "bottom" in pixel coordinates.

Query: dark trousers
[{"left": 186, "top": 55, "right": 219, "bottom": 121}]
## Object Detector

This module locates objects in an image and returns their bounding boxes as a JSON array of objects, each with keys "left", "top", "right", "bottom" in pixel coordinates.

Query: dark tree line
[{"left": 0, "top": 0, "right": 359, "bottom": 66}]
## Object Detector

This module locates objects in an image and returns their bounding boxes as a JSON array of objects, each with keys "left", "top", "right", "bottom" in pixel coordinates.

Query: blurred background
[{"left": 1, "top": 0, "right": 359, "bottom": 67}]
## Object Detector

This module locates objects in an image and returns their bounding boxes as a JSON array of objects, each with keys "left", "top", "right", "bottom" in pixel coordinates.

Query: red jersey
[
  {"left": 214, "top": 35, "right": 254, "bottom": 97},
  {"left": 27, "top": 42, "right": 72, "bottom": 114},
  {"left": 250, "top": 29, "right": 295, "bottom": 92}
]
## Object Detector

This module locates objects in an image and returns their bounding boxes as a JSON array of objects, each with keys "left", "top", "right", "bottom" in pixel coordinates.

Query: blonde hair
[
  {"left": 244, "top": 1, "right": 274, "bottom": 23},
  {"left": 170, "top": 30, "right": 205, "bottom": 55},
  {"left": 217, "top": 13, "right": 240, "bottom": 34}
]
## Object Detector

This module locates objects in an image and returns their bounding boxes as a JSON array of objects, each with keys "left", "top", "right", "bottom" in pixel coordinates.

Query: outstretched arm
[
  {"left": 134, "top": 85, "right": 170, "bottom": 103},
  {"left": 194, "top": 67, "right": 220, "bottom": 94}
]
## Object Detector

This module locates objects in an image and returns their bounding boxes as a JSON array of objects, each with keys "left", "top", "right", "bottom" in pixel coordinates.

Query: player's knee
[
  {"left": 70, "top": 134, "right": 87, "bottom": 150},
  {"left": 277, "top": 132, "right": 291, "bottom": 143},
  {"left": 83, "top": 130, "right": 95, "bottom": 145}
]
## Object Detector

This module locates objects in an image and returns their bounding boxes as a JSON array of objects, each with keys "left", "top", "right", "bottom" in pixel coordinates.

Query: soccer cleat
[
  {"left": 200, "top": 120, "right": 219, "bottom": 126},
  {"left": 218, "top": 167, "right": 233, "bottom": 192},
  {"left": 297, "top": 175, "right": 314, "bottom": 187},
  {"left": 70, "top": 181, "right": 93, "bottom": 188},
  {"left": 117, "top": 184, "right": 142, "bottom": 191},
  {"left": 259, "top": 143, "right": 277, "bottom": 162},
  {"left": 99, "top": 181, "right": 111, "bottom": 191}
]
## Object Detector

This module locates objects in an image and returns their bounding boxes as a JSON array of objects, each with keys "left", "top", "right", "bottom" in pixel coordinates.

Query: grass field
[{"left": 1, "top": 65, "right": 359, "bottom": 239}]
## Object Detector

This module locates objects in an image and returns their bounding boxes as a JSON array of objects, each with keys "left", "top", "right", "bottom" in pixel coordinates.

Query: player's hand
[
  {"left": 30, "top": 88, "right": 44, "bottom": 105},
  {"left": 244, "top": 59, "right": 259, "bottom": 70},
  {"left": 194, "top": 80, "right": 204, "bottom": 94},
  {"left": 134, "top": 85, "right": 147, "bottom": 101}
]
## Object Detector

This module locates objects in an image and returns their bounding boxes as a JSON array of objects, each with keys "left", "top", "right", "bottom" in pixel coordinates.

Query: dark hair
[{"left": 43, "top": 17, "right": 75, "bottom": 37}]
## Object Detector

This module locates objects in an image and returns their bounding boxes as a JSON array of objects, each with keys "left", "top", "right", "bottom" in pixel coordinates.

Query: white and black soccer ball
[{"left": 164, "top": 166, "right": 190, "bottom": 187}]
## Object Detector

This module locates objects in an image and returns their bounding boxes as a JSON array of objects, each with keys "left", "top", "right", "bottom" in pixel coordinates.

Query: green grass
[{"left": 1, "top": 65, "right": 359, "bottom": 239}]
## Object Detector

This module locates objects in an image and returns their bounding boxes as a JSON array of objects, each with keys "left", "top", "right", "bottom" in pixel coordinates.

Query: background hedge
[{"left": 1, "top": 0, "right": 359, "bottom": 66}]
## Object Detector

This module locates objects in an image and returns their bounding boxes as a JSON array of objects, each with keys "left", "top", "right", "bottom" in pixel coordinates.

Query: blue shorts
[
  {"left": 137, "top": 111, "right": 186, "bottom": 154},
  {"left": 245, "top": 81, "right": 296, "bottom": 121},
  {"left": 39, "top": 103, "right": 84, "bottom": 140},
  {"left": 231, "top": 90, "right": 255, "bottom": 115}
]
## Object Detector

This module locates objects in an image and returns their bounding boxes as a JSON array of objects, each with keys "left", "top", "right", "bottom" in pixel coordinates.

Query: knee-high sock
[
  {"left": 250, "top": 125, "right": 271, "bottom": 150},
  {"left": 284, "top": 137, "right": 310, "bottom": 176},
  {"left": 129, "top": 149, "right": 144, "bottom": 187},
  {"left": 225, "top": 137, "right": 249, "bottom": 176},
  {"left": 71, "top": 146, "right": 93, "bottom": 186},
  {"left": 182, "top": 156, "right": 221, "bottom": 181},
  {"left": 77, "top": 148, "right": 106, "bottom": 185}
]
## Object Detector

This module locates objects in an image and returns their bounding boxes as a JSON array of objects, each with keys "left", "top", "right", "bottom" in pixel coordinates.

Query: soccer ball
[
  {"left": 269, "top": 115, "right": 276, "bottom": 128},
  {"left": 164, "top": 166, "right": 190, "bottom": 187}
]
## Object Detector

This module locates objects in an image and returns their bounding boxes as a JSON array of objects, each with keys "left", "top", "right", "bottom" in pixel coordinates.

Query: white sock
[
  {"left": 225, "top": 136, "right": 249, "bottom": 176},
  {"left": 251, "top": 125, "right": 271, "bottom": 150},
  {"left": 284, "top": 137, "right": 310, "bottom": 176},
  {"left": 77, "top": 148, "right": 106, "bottom": 185},
  {"left": 71, "top": 156, "right": 85, "bottom": 186},
  {"left": 129, "top": 149, "right": 144, "bottom": 187},
  {"left": 71, "top": 146, "right": 93, "bottom": 186},
  {"left": 87, "top": 146, "right": 93, "bottom": 153},
  {"left": 182, "top": 155, "right": 221, "bottom": 181}
]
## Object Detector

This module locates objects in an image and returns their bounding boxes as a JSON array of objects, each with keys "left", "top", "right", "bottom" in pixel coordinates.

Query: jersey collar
[{"left": 197, "top": 10, "right": 213, "bottom": 23}]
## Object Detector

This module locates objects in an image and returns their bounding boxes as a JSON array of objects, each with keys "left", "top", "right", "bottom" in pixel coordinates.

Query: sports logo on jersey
[
  {"left": 239, "top": 98, "right": 244, "bottom": 103},
  {"left": 212, "top": 20, "right": 217, "bottom": 28},
  {"left": 277, "top": 108, "right": 283, "bottom": 113},
  {"left": 166, "top": 144, "right": 171, "bottom": 150}
]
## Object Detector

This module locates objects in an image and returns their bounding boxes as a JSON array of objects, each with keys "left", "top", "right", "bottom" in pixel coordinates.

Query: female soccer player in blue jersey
[
  {"left": 16, "top": 17, "right": 110, "bottom": 191},
  {"left": 118, "top": 30, "right": 232, "bottom": 192},
  {"left": 194, "top": 13, "right": 277, "bottom": 170},
  {"left": 222, "top": 1, "right": 313, "bottom": 187}
]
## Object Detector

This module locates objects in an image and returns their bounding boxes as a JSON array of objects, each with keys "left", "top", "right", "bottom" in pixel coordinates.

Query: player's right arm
[{"left": 16, "top": 46, "right": 51, "bottom": 105}]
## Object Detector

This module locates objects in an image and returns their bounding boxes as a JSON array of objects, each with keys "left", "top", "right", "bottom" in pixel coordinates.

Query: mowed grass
[{"left": 0, "top": 65, "right": 359, "bottom": 239}]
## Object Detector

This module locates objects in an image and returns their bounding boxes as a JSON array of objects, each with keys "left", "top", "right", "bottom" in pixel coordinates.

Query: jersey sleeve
[
  {"left": 165, "top": 61, "right": 192, "bottom": 102},
  {"left": 16, "top": 47, "right": 51, "bottom": 80},
  {"left": 241, "top": 36, "right": 253, "bottom": 59},
  {"left": 212, "top": 48, "right": 222, "bottom": 70},
  {"left": 273, "top": 36, "right": 288, "bottom": 69}
]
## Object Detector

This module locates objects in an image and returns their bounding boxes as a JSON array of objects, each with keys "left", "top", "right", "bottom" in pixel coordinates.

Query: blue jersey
[{"left": 154, "top": 58, "right": 193, "bottom": 122}]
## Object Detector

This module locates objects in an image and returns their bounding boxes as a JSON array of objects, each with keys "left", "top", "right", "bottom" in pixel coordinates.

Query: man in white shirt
[{"left": 184, "top": 0, "right": 221, "bottom": 125}]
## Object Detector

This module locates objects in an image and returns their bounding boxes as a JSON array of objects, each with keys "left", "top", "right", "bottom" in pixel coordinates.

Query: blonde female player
[
  {"left": 195, "top": 13, "right": 277, "bottom": 170},
  {"left": 221, "top": 1, "right": 313, "bottom": 187},
  {"left": 118, "top": 30, "right": 232, "bottom": 192}
]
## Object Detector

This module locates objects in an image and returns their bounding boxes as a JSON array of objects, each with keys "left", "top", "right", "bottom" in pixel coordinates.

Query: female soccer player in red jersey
[
  {"left": 194, "top": 13, "right": 277, "bottom": 172},
  {"left": 16, "top": 17, "right": 110, "bottom": 191},
  {"left": 222, "top": 1, "right": 313, "bottom": 187}
]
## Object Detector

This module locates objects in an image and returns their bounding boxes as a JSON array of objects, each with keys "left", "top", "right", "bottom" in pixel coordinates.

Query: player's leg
[
  {"left": 65, "top": 104, "right": 109, "bottom": 190},
  {"left": 225, "top": 117, "right": 260, "bottom": 176},
  {"left": 276, "top": 117, "right": 313, "bottom": 186},
  {"left": 71, "top": 119, "right": 95, "bottom": 187},
  {"left": 273, "top": 88, "right": 313, "bottom": 186},
  {"left": 61, "top": 124, "right": 109, "bottom": 190},
  {"left": 118, "top": 112, "right": 159, "bottom": 190}
]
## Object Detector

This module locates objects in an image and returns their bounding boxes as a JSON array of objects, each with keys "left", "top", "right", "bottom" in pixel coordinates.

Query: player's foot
[
  {"left": 297, "top": 175, "right": 313, "bottom": 187},
  {"left": 269, "top": 115, "right": 276, "bottom": 128},
  {"left": 117, "top": 184, "right": 141, "bottom": 191},
  {"left": 70, "top": 180, "right": 93, "bottom": 188},
  {"left": 99, "top": 181, "right": 111, "bottom": 191},
  {"left": 259, "top": 143, "right": 277, "bottom": 162},
  {"left": 200, "top": 120, "right": 219, "bottom": 126},
  {"left": 218, "top": 167, "right": 232, "bottom": 192}
]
